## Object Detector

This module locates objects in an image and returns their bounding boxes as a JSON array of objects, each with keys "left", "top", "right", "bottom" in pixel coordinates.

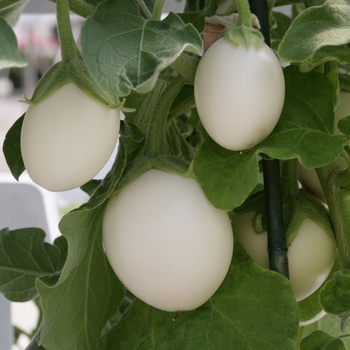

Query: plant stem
[
  {"left": 316, "top": 162, "right": 350, "bottom": 269},
  {"left": 237, "top": 0, "right": 253, "bottom": 27},
  {"left": 48, "top": 0, "right": 95, "bottom": 18},
  {"left": 144, "top": 74, "right": 187, "bottom": 157},
  {"left": 56, "top": 0, "right": 80, "bottom": 61},
  {"left": 153, "top": 0, "right": 167, "bottom": 19},
  {"left": 171, "top": 53, "right": 200, "bottom": 84},
  {"left": 137, "top": 0, "right": 152, "bottom": 19}
]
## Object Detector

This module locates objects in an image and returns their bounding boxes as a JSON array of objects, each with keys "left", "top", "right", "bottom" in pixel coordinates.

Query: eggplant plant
[{"left": 2, "top": 0, "right": 350, "bottom": 349}]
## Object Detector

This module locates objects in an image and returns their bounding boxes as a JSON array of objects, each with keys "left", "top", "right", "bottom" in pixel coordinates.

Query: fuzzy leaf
[
  {"left": 278, "top": 0, "right": 350, "bottom": 63},
  {"left": 102, "top": 241, "right": 298, "bottom": 349},
  {"left": 299, "top": 45, "right": 350, "bottom": 72},
  {"left": 0, "top": 227, "right": 61, "bottom": 302},
  {"left": 36, "top": 207, "right": 124, "bottom": 350},
  {"left": 80, "top": 0, "right": 203, "bottom": 97},
  {"left": 0, "top": 16, "right": 26, "bottom": 69}
]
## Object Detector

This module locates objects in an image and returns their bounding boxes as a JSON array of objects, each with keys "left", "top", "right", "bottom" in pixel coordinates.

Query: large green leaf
[
  {"left": 0, "top": 15, "right": 26, "bottom": 69},
  {"left": 102, "top": 241, "right": 299, "bottom": 349},
  {"left": 36, "top": 207, "right": 124, "bottom": 350},
  {"left": 278, "top": 0, "right": 350, "bottom": 63},
  {"left": 0, "top": 228, "right": 62, "bottom": 302},
  {"left": 194, "top": 66, "right": 348, "bottom": 210},
  {"left": 80, "top": 0, "right": 203, "bottom": 97}
]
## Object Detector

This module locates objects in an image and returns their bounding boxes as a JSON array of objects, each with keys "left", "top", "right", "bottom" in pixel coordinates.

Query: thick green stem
[
  {"left": 316, "top": 162, "right": 350, "bottom": 269},
  {"left": 48, "top": 0, "right": 95, "bottom": 18},
  {"left": 171, "top": 53, "right": 200, "bottom": 84},
  {"left": 153, "top": 0, "right": 167, "bottom": 19},
  {"left": 137, "top": 0, "right": 152, "bottom": 19},
  {"left": 237, "top": 0, "right": 253, "bottom": 27},
  {"left": 56, "top": 0, "right": 80, "bottom": 61},
  {"left": 144, "top": 74, "right": 187, "bottom": 157}
]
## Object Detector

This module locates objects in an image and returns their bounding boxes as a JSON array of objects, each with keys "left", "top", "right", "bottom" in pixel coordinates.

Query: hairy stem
[
  {"left": 316, "top": 162, "right": 350, "bottom": 269},
  {"left": 137, "top": 0, "right": 152, "bottom": 19},
  {"left": 237, "top": 0, "right": 253, "bottom": 27},
  {"left": 144, "top": 74, "right": 187, "bottom": 157},
  {"left": 56, "top": 0, "right": 80, "bottom": 60},
  {"left": 153, "top": 0, "right": 167, "bottom": 19}
]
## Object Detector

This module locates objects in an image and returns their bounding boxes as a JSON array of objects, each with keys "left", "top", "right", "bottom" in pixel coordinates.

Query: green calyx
[
  {"left": 21, "top": 55, "right": 123, "bottom": 110},
  {"left": 21, "top": 0, "right": 124, "bottom": 111},
  {"left": 223, "top": 25, "right": 265, "bottom": 50}
]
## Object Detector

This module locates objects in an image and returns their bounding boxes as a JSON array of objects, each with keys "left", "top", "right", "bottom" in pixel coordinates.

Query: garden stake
[{"left": 248, "top": 0, "right": 290, "bottom": 278}]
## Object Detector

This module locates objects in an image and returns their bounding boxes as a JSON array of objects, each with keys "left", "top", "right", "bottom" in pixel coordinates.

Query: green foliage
[
  {"left": 319, "top": 270, "right": 350, "bottom": 317},
  {"left": 0, "top": 15, "right": 26, "bottom": 69},
  {"left": 4, "top": 0, "right": 350, "bottom": 349},
  {"left": 102, "top": 242, "right": 299, "bottom": 350},
  {"left": 36, "top": 207, "right": 124, "bottom": 350},
  {"left": 80, "top": 0, "right": 203, "bottom": 97},
  {"left": 194, "top": 66, "right": 348, "bottom": 210},
  {"left": 300, "top": 330, "right": 346, "bottom": 350},
  {"left": 0, "top": 228, "right": 65, "bottom": 301},
  {"left": 278, "top": 0, "right": 350, "bottom": 63},
  {"left": 2, "top": 114, "right": 25, "bottom": 180}
]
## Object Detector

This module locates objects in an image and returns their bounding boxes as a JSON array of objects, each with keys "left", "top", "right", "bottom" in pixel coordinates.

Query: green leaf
[
  {"left": 0, "top": 0, "right": 29, "bottom": 27},
  {"left": 300, "top": 330, "right": 346, "bottom": 350},
  {"left": 103, "top": 241, "right": 299, "bottom": 349},
  {"left": 53, "top": 235, "right": 68, "bottom": 270},
  {"left": 194, "top": 137, "right": 260, "bottom": 210},
  {"left": 0, "top": 227, "right": 61, "bottom": 302},
  {"left": 77, "top": 140, "right": 127, "bottom": 211},
  {"left": 298, "top": 45, "right": 350, "bottom": 72},
  {"left": 278, "top": 0, "right": 350, "bottom": 63},
  {"left": 298, "top": 291, "right": 324, "bottom": 325},
  {"left": 0, "top": 16, "right": 26, "bottom": 69},
  {"left": 338, "top": 116, "right": 350, "bottom": 134},
  {"left": 194, "top": 66, "right": 348, "bottom": 210},
  {"left": 2, "top": 113, "right": 25, "bottom": 180},
  {"left": 80, "top": 0, "right": 203, "bottom": 97},
  {"left": 36, "top": 207, "right": 124, "bottom": 350},
  {"left": 319, "top": 270, "right": 350, "bottom": 316},
  {"left": 298, "top": 313, "right": 350, "bottom": 348},
  {"left": 178, "top": 0, "right": 218, "bottom": 31},
  {"left": 270, "top": 11, "right": 292, "bottom": 51}
]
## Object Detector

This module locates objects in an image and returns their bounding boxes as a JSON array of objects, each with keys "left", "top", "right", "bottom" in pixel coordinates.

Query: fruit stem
[
  {"left": 237, "top": 0, "right": 253, "bottom": 27},
  {"left": 56, "top": 0, "right": 80, "bottom": 61},
  {"left": 137, "top": 0, "right": 152, "bottom": 19},
  {"left": 153, "top": 0, "right": 167, "bottom": 19},
  {"left": 144, "top": 74, "right": 186, "bottom": 157}
]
